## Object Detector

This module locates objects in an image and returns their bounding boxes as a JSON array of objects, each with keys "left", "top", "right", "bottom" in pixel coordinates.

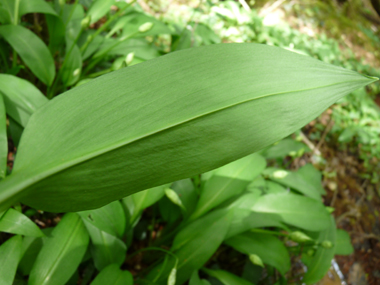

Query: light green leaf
[
  {"left": 0, "top": 25, "right": 56, "bottom": 85},
  {"left": 87, "top": 0, "right": 115, "bottom": 24},
  {"left": 78, "top": 200, "right": 126, "bottom": 238},
  {"left": 0, "top": 208, "right": 44, "bottom": 237},
  {"left": 90, "top": 264, "right": 133, "bottom": 285},
  {"left": 251, "top": 193, "right": 331, "bottom": 231},
  {"left": 334, "top": 229, "right": 353, "bottom": 255},
  {"left": 19, "top": 0, "right": 58, "bottom": 17},
  {"left": 225, "top": 232, "right": 290, "bottom": 275},
  {"left": 0, "top": 43, "right": 376, "bottom": 212},
  {"left": 61, "top": 40, "right": 82, "bottom": 86},
  {"left": 128, "top": 185, "right": 166, "bottom": 223},
  {"left": 171, "top": 179, "right": 197, "bottom": 218},
  {"left": 0, "top": 94, "right": 6, "bottom": 179},
  {"left": 0, "top": 74, "right": 48, "bottom": 127},
  {"left": 302, "top": 217, "right": 337, "bottom": 284},
  {"left": 189, "top": 271, "right": 211, "bottom": 285},
  {"left": 249, "top": 254, "right": 264, "bottom": 267},
  {"left": 84, "top": 221, "right": 127, "bottom": 271},
  {"left": 201, "top": 268, "right": 253, "bottom": 285},
  {"left": 261, "top": 138, "right": 309, "bottom": 159},
  {"left": 0, "top": 235, "right": 22, "bottom": 285},
  {"left": 189, "top": 153, "right": 266, "bottom": 221},
  {"left": 165, "top": 188, "right": 185, "bottom": 210},
  {"left": 168, "top": 266, "right": 177, "bottom": 285},
  {"left": 262, "top": 167, "right": 321, "bottom": 200},
  {"left": 28, "top": 213, "right": 89, "bottom": 285},
  {"left": 296, "top": 164, "right": 326, "bottom": 195}
]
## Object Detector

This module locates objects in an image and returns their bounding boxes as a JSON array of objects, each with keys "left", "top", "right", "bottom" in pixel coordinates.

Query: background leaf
[
  {"left": 0, "top": 94, "right": 6, "bottom": 179},
  {"left": 0, "top": 235, "right": 22, "bottom": 285},
  {"left": 28, "top": 213, "right": 89, "bottom": 285},
  {"left": 0, "top": 25, "right": 55, "bottom": 85},
  {"left": 334, "top": 229, "right": 354, "bottom": 255},
  {"left": 201, "top": 268, "right": 253, "bottom": 285},
  {"left": 0, "top": 208, "right": 44, "bottom": 237},
  {"left": 90, "top": 264, "right": 133, "bottom": 285}
]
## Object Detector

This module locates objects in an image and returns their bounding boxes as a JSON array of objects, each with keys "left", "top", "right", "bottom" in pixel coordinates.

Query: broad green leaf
[
  {"left": 201, "top": 268, "right": 253, "bottom": 285},
  {"left": 0, "top": 0, "right": 15, "bottom": 24},
  {"left": 129, "top": 185, "right": 166, "bottom": 223},
  {"left": 0, "top": 208, "right": 44, "bottom": 237},
  {"left": 18, "top": 235, "right": 43, "bottom": 276},
  {"left": 247, "top": 176, "right": 286, "bottom": 195},
  {"left": 0, "top": 235, "right": 22, "bottom": 285},
  {"left": 334, "top": 229, "right": 353, "bottom": 255},
  {"left": 84, "top": 221, "right": 127, "bottom": 271},
  {"left": 46, "top": 14, "right": 65, "bottom": 55},
  {"left": 0, "top": 74, "right": 48, "bottom": 127},
  {"left": 0, "top": 25, "right": 55, "bottom": 85},
  {"left": 262, "top": 167, "right": 321, "bottom": 200},
  {"left": 90, "top": 264, "right": 133, "bottom": 285},
  {"left": 302, "top": 217, "right": 337, "bottom": 284},
  {"left": 78, "top": 200, "right": 126, "bottom": 238},
  {"left": 28, "top": 213, "right": 90, "bottom": 285},
  {"left": 225, "top": 232, "right": 290, "bottom": 275},
  {"left": 297, "top": 164, "right": 326, "bottom": 195},
  {"left": 19, "top": 0, "right": 58, "bottom": 17},
  {"left": 0, "top": 43, "right": 376, "bottom": 212},
  {"left": 189, "top": 271, "right": 211, "bottom": 285},
  {"left": 149, "top": 209, "right": 232, "bottom": 284},
  {"left": 226, "top": 208, "right": 285, "bottom": 239},
  {"left": 0, "top": 94, "right": 6, "bottom": 179},
  {"left": 87, "top": 0, "right": 115, "bottom": 24},
  {"left": 189, "top": 153, "right": 266, "bottom": 221},
  {"left": 251, "top": 193, "right": 331, "bottom": 231}
]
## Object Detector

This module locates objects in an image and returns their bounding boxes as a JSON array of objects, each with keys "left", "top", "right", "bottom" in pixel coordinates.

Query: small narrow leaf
[
  {"left": 168, "top": 266, "right": 177, "bottom": 285},
  {"left": 165, "top": 188, "right": 185, "bottom": 210},
  {"left": 0, "top": 208, "right": 44, "bottom": 237},
  {"left": 28, "top": 213, "right": 90, "bottom": 285},
  {"left": 0, "top": 25, "right": 55, "bottom": 85},
  {"left": 249, "top": 254, "right": 264, "bottom": 268},
  {"left": 0, "top": 43, "right": 376, "bottom": 212},
  {"left": 251, "top": 193, "right": 331, "bottom": 231},
  {"left": 87, "top": 0, "right": 115, "bottom": 24},
  {"left": 0, "top": 94, "right": 6, "bottom": 179},
  {"left": 0, "top": 235, "right": 22, "bottom": 285},
  {"left": 90, "top": 264, "right": 133, "bottom": 285},
  {"left": 202, "top": 268, "right": 253, "bottom": 285},
  {"left": 302, "top": 217, "right": 337, "bottom": 284},
  {"left": 0, "top": 74, "right": 48, "bottom": 127}
]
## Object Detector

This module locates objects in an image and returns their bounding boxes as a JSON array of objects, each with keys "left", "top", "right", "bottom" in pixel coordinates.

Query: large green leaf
[
  {"left": 201, "top": 268, "right": 253, "bottom": 285},
  {"left": 0, "top": 43, "right": 376, "bottom": 212},
  {"left": 0, "top": 74, "right": 48, "bottom": 127},
  {"left": 334, "top": 229, "right": 353, "bottom": 255},
  {"left": 251, "top": 193, "right": 331, "bottom": 231},
  {"left": 0, "top": 235, "right": 22, "bottom": 285},
  {"left": 28, "top": 213, "right": 90, "bottom": 285},
  {"left": 90, "top": 264, "right": 133, "bottom": 285},
  {"left": 189, "top": 153, "right": 266, "bottom": 221},
  {"left": 0, "top": 25, "right": 56, "bottom": 85},
  {"left": 225, "top": 232, "right": 291, "bottom": 275},
  {"left": 0, "top": 94, "right": 6, "bottom": 179},
  {"left": 0, "top": 208, "right": 44, "bottom": 237},
  {"left": 19, "top": 0, "right": 58, "bottom": 17}
]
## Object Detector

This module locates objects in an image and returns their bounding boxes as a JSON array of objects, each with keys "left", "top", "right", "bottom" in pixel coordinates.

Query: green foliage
[{"left": 0, "top": 0, "right": 376, "bottom": 284}]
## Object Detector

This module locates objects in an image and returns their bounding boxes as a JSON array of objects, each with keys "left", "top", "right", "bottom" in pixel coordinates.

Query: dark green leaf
[
  {"left": 28, "top": 213, "right": 89, "bottom": 285},
  {"left": 0, "top": 43, "right": 376, "bottom": 212},
  {"left": 261, "top": 138, "right": 309, "bottom": 159},
  {"left": 202, "top": 268, "right": 253, "bottom": 285},
  {"left": 225, "top": 232, "right": 290, "bottom": 275},
  {"left": 0, "top": 208, "right": 44, "bottom": 237},
  {"left": 0, "top": 235, "right": 22, "bottom": 285},
  {"left": 189, "top": 271, "right": 211, "bottom": 285},
  {"left": 0, "top": 94, "right": 6, "bottom": 179},
  {"left": 0, "top": 25, "right": 55, "bottom": 85},
  {"left": 90, "top": 264, "right": 133, "bottom": 285},
  {"left": 19, "top": 0, "right": 58, "bottom": 17}
]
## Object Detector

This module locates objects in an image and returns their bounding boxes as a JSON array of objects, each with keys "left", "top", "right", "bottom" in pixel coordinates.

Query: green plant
[{"left": 0, "top": 0, "right": 376, "bottom": 284}]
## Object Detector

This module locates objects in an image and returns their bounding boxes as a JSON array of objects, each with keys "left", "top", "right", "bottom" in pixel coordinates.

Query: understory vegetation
[{"left": 0, "top": 0, "right": 379, "bottom": 284}]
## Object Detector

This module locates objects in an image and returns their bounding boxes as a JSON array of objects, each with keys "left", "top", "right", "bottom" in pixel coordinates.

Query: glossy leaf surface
[
  {"left": 0, "top": 208, "right": 44, "bottom": 237},
  {"left": 28, "top": 213, "right": 89, "bottom": 285},
  {"left": 0, "top": 235, "right": 22, "bottom": 285},
  {"left": 0, "top": 43, "right": 376, "bottom": 212}
]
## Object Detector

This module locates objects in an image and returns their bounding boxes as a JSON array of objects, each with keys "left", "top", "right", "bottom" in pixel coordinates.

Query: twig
[
  {"left": 238, "top": 0, "right": 251, "bottom": 12},
  {"left": 299, "top": 132, "right": 321, "bottom": 156}
]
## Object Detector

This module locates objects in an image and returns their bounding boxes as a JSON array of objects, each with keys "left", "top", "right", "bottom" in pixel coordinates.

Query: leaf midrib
[{"left": 5, "top": 79, "right": 370, "bottom": 198}]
